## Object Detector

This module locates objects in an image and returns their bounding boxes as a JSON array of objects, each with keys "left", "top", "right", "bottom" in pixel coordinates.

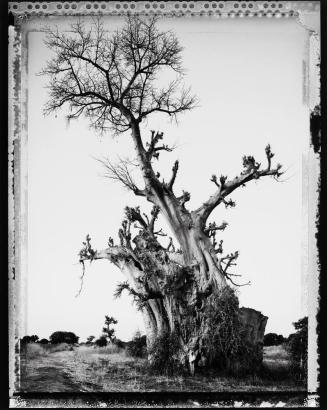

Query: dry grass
[
  {"left": 262, "top": 344, "right": 292, "bottom": 377},
  {"left": 20, "top": 343, "right": 74, "bottom": 359},
  {"left": 18, "top": 343, "right": 304, "bottom": 393},
  {"left": 264, "top": 344, "right": 290, "bottom": 360}
]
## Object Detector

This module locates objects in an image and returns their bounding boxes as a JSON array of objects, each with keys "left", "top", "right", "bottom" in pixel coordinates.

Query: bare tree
[{"left": 41, "top": 16, "right": 282, "bottom": 374}]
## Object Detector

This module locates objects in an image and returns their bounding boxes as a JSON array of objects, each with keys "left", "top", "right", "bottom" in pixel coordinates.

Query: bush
[
  {"left": 126, "top": 331, "right": 147, "bottom": 358},
  {"left": 95, "top": 335, "right": 108, "bottom": 347},
  {"left": 113, "top": 338, "right": 126, "bottom": 349},
  {"left": 21, "top": 335, "right": 39, "bottom": 344},
  {"left": 49, "top": 331, "right": 79, "bottom": 345},
  {"left": 200, "top": 287, "right": 260, "bottom": 375},
  {"left": 264, "top": 333, "right": 286, "bottom": 346},
  {"left": 196, "top": 287, "right": 265, "bottom": 376},
  {"left": 39, "top": 338, "right": 49, "bottom": 345},
  {"left": 147, "top": 331, "right": 184, "bottom": 375},
  {"left": 287, "top": 317, "right": 308, "bottom": 383}
]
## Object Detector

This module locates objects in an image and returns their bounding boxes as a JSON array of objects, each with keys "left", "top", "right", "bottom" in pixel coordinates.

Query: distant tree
[
  {"left": 39, "top": 338, "right": 49, "bottom": 344},
  {"left": 21, "top": 335, "right": 39, "bottom": 344},
  {"left": 287, "top": 317, "right": 308, "bottom": 383},
  {"left": 102, "top": 316, "right": 118, "bottom": 343},
  {"left": 21, "top": 336, "right": 31, "bottom": 344},
  {"left": 95, "top": 335, "right": 108, "bottom": 347},
  {"left": 49, "top": 331, "right": 79, "bottom": 345},
  {"left": 263, "top": 333, "right": 286, "bottom": 346},
  {"left": 86, "top": 335, "right": 95, "bottom": 345}
]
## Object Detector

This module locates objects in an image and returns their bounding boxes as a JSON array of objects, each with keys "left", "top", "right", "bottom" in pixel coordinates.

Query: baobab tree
[{"left": 41, "top": 16, "right": 283, "bottom": 374}]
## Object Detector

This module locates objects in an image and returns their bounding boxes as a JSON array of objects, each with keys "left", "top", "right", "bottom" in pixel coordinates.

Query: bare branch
[
  {"left": 78, "top": 234, "right": 96, "bottom": 261},
  {"left": 167, "top": 237, "right": 175, "bottom": 252},
  {"left": 125, "top": 206, "right": 148, "bottom": 230},
  {"left": 220, "top": 251, "right": 239, "bottom": 275},
  {"left": 154, "top": 228, "right": 167, "bottom": 237},
  {"left": 124, "top": 205, "right": 163, "bottom": 238},
  {"left": 225, "top": 276, "right": 251, "bottom": 287},
  {"left": 148, "top": 205, "right": 160, "bottom": 232},
  {"left": 176, "top": 191, "right": 190, "bottom": 208},
  {"left": 196, "top": 145, "right": 283, "bottom": 222},
  {"left": 219, "top": 251, "right": 251, "bottom": 287},
  {"left": 204, "top": 221, "right": 228, "bottom": 236},
  {"left": 145, "top": 130, "right": 175, "bottom": 161},
  {"left": 75, "top": 260, "right": 86, "bottom": 298},
  {"left": 215, "top": 239, "right": 224, "bottom": 254},
  {"left": 97, "top": 157, "right": 146, "bottom": 197},
  {"left": 168, "top": 160, "right": 179, "bottom": 190}
]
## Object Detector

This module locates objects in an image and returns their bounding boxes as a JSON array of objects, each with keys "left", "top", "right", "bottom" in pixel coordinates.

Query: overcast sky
[{"left": 26, "top": 16, "right": 308, "bottom": 342}]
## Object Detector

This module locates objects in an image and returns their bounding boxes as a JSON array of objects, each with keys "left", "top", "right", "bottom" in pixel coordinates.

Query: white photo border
[{"left": 8, "top": 1, "right": 321, "bottom": 407}]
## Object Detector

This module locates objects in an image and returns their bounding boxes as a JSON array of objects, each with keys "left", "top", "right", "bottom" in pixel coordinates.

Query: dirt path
[{"left": 19, "top": 351, "right": 98, "bottom": 392}]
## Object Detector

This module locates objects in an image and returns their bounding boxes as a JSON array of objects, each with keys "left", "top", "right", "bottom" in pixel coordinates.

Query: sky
[{"left": 25, "top": 15, "right": 309, "bottom": 342}]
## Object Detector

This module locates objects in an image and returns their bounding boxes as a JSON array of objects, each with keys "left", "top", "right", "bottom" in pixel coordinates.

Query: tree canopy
[
  {"left": 41, "top": 16, "right": 197, "bottom": 135},
  {"left": 49, "top": 331, "right": 79, "bottom": 344}
]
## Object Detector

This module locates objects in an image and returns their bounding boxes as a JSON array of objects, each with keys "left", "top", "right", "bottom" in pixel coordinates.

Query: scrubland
[{"left": 18, "top": 343, "right": 305, "bottom": 393}]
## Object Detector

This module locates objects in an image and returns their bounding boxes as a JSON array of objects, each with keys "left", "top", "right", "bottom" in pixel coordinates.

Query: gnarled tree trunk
[{"left": 81, "top": 192, "right": 268, "bottom": 374}]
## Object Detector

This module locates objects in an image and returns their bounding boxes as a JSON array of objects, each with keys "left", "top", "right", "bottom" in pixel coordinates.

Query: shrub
[
  {"left": 49, "top": 331, "right": 79, "bottom": 345},
  {"left": 196, "top": 287, "right": 265, "bottom": 376},
  {"left": 113, "top": 338, "right": 126, "bottom": 349},
  {"left": 95, "top": 335, "right": 108, "bottom": 347},
  {"left": 126, "top": 331, "right": 147, "bottom": 358},
  {"left": 287, "top": 317, "right": 308, "bottom": 384},
  {"left": 39, "top": 338, "right": 49, "bottom": 344},
  {"left": 147, "top": 331, "right": 184, "bottom": 375},
  {"left": 21, "top": 335, "right": 39, "bottom": 344}
]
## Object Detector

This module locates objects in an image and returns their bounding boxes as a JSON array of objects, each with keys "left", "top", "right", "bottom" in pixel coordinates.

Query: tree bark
[{"left": 83, "top": 221, "right": 267, "bottom": 374}]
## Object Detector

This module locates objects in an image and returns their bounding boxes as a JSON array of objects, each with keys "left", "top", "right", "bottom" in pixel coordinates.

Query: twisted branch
[
  {"left": 197, "top": 145, "right": 283, "bottom": 222},
  {"left": 220, "top": 251, "right": 251, "bottom": 287}
]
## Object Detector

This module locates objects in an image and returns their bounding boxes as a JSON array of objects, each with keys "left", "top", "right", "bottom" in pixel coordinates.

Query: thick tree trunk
[{"left": 89, "top": 222, "right": 267, "bottom": 375}]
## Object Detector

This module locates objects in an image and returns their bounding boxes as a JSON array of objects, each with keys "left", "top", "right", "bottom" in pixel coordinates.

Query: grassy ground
[{"left": 18, "top": 343, "right": 305, "bottom": 393}]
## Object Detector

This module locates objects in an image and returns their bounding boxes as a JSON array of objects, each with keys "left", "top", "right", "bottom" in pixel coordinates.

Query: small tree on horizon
[
  {"left": 86, "top": 335, "right": 95, "bottom": 345},
  {"left": 102, "top": 315, "right": 118, "bottom": 343}
]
